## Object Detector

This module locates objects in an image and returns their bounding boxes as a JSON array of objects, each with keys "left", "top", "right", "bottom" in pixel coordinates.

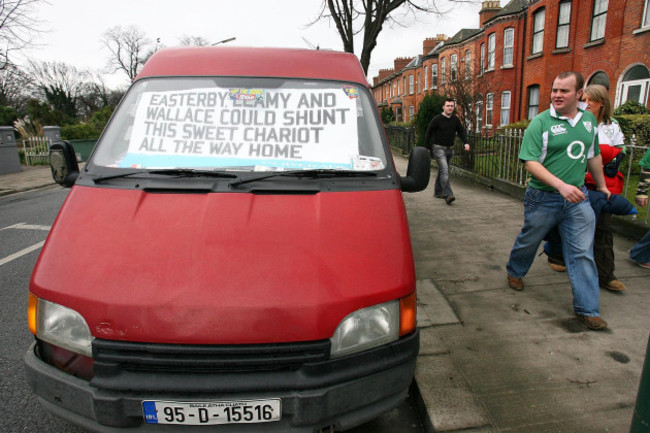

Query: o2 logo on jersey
[{"left": 567, "top": 140, "right": 586, "bottom": 163}]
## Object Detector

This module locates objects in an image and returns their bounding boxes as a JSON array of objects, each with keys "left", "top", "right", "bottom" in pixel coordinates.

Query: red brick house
[{"left": 372, "top": 0, "right": 650, "bottom": 133}]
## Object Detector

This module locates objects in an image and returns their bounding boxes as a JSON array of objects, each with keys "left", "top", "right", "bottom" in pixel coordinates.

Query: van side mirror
[
  {"left": 49, "top": 140, "right": 79, "bottom": 188},
  {"left": 400, "top": 146, "right": 431, "bottom": 193}
]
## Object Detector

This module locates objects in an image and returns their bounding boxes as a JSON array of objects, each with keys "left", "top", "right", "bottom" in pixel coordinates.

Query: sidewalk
[
  {"left": 2, "top": 159, "right": 649, "bottom": 432},
  {"left": 0, "top": 165, "right": 57, "bottom": 197},
  {"left": 392, "top": 156, "right": 650, "bottom": 433}
]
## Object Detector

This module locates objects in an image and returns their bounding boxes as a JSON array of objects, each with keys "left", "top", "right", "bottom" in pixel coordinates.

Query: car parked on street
[{"left": 25, "top": 46, "right": 430, "bottom": 432}]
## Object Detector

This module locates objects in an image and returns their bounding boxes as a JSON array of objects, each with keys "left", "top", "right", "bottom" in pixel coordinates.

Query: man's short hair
[
  {"left": 444, "top": 98, "right": 455, "bottom": 105},
  {"left": 557, "top": 71, "right": 585, "bottom": 91}
]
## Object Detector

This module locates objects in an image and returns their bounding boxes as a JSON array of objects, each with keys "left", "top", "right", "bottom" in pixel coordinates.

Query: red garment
[{"left": 585, "top": 144, "right": 624, "bottom": 194}]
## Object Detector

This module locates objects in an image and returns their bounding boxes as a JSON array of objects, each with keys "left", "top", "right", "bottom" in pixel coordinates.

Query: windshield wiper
[
  {"left": 229, "top": 169, "right": 377, "bottom": 187},
  {"left": 93, "top": 169, "right": 238, "bottom": 184}
]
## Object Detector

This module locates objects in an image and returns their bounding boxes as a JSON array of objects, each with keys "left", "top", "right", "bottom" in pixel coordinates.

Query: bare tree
[
  {"left": 28, "top": 60, "right": 89, "bottom": 120},
  {"left": 315, "top": 0, "right": 461, "bottom": 75},
  {"left": 102, "top": 25, "right": 152, "bottom": 81},
  {"left": 0, "top": 0, "right": 47, "bottom": 69},
  {"left": 178, "top": 35, "right": 211, "bottom": 46},
  {"left": 0, "top": 62, "right": 33, "bottom": 111}
]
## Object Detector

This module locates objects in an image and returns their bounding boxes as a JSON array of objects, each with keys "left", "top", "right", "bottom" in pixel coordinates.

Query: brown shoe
[
  {"left": 576, "top": 314, "right": 608, "bottom": 330},
  {"left": 548, "top": 257, "right": 566, "bottom": 272},
  {"left": 602, "top": 279, "right": 626, "bottom": 291},
  {"left": 445, "top": 195, "right": 455, "bottom": 205},
  {"left": 507, "top": 274, "right": 524, "bottom": 291}
]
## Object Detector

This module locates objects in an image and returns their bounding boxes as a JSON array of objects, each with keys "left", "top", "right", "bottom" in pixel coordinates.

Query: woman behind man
[{"left": 545, "top": 84, "right": 628, "bottom": 291}]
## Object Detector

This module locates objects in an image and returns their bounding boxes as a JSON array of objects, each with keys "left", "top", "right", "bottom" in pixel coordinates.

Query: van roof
[{"left": 137, "top": 46, "right": 369, "bottom": 87}]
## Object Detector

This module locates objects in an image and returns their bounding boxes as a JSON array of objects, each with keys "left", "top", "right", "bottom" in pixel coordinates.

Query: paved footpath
[
  {"left": 392, "top": 155, "right": 650, "bottom": 433},
  {"left": 2, "top": 160, "right": 649, "bottom": 432}
]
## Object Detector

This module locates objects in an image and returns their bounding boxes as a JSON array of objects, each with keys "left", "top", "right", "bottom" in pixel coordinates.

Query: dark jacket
[{"left": 424, "top": 114, "right": 468, "bottom": 149}]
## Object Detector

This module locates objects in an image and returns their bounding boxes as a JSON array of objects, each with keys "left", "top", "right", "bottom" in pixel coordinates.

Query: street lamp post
[{"left": 212, "top": 37, "right": 236, "bottom": 46}]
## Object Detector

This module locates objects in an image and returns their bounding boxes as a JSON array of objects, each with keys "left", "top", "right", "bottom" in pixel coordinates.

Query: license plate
[{"left": 142, "top": 398, "right": 281, "bottom": 425}]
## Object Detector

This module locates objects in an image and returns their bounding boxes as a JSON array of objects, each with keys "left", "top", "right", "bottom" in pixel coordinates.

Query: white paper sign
[{"left": 119, "top": 87, "right": 360, "bottom": 169}]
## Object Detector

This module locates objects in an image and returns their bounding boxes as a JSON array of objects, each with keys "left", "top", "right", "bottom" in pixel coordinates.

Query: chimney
[
  {"left": 378, "top": 68, "right": 394, "bottom": 81},
  {"left": 479, "top": 0, "right": 501, "bottom": 28},
  {"left": 394, "top": 57, "right": 414, "bottom": 72},
  {"left": 423, "top": 34, "right": 447, "bottom": 55}
]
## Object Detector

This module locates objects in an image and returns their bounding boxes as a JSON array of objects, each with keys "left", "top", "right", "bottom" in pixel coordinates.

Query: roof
[
  {"left": 445, "top": 28, "right": 483, "bottom": 46},
  {"left": 488, "top": 0, "right": 528, "bottom": 23},
  {"left": 137, "top": 46, "right": 369, "bottom": 87}
]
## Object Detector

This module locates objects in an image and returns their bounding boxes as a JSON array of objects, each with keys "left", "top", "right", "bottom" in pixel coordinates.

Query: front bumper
[{"left": 24, "top": 331, "right": 418, "bottom": 432}]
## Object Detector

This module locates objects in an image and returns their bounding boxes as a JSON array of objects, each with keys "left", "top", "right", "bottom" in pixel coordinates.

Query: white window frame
[
  {"left": 409, "top": 106, "right": 414, "bottom": 121},
  {"left": 451, "top": 54, "right": 458, "bottom": 81},
  {"left": 643, "top": 0, "right": 650, "bottom": 29},
  {"left": 532, "top": 9, "right": 545, "bottom": 54},
  {"left": 503, "top": 28, "right": 514, "bottom": 67},
  {"left": 432, "top": 64, "right": 438, "bottom": 88},
  {"left": 486, "top": 93, "right": 494, "bottom": 127},
  {"left": 556, "top": 1, "right": 572, "bottom": 49},
  {"left": 409, "top": 75, "right": 414, "bottom": 95},
  {"left": 465, "top": 50, "right": 471, "bottom": 78},
  {"left": 424, "top": 66, "right": 428, "bottom": 90},
  {"left": 441, "top": 58, "right": 447, "bottom": 85},
  {"left": 487, "top": 34, "right": 496, "bottom": 70},
  {"left": 528, "top": 85, "right": 540, "bottom": 119},
  {"left": 590, "top": 0, "right": 608, "bottom": 41},
  {"left": 500, "top": 91, "right": 511, "bottom": 126},
  {"left": 417, "top": 73, "right": 421, "bottom": 93},
  {"left": 480, "top": 43, "right": 485, "bottom": 74},
  {"left": 475, "top": 99, "right": 483, "bottom": 133}
]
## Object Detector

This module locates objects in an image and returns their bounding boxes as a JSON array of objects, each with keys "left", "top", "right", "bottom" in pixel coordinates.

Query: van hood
[{"left": 31, "top": 186, "right": 415, "bottom": 344}]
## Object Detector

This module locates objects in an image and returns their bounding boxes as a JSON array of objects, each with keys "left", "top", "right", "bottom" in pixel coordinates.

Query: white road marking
[
  {"left": 0, "top": 241, "right": 45, "bottom": 266},
  {"left": 1, "top": 222, "right": 51, "bottom": 231}
]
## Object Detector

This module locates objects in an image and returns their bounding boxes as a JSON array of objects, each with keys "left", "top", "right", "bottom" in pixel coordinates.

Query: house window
[
  {"left": 556, "top": 1, "right": 572, "bottom": 48},
  {"left": 487, "top": 33, "right": 496, "bottom": 70},
  {"left": 588, "top": 71, "right": 610, "bottom": 89},
  {"left": 480, "top": 43, "right": 485, "bottom": 74},
  {"left": 532, "top": 8, "right": 545, "bottom": 54},
  {"left": 432, "top": 64, "right": 438, "bottom": 88},
  {"left": 441, "top": 58, "right": 446, "bottom": 85},
  {"left": 643, "top": 0, "right": 650, "bottom": 28},
  {"left": 403, "top": 77, "right": 407, "bottom": 96},
  {"left": 475, "top": 98, "right": 483, "bottom": 132},
  {"left": 618, "top": 65, "right": 650, "bottom": 107},
  {"left": 465, "top": 50, "right": 471, "bottom": 78},
  {"left": 409, "top": 75, "right": 414, "bottom": 94},
  {"left": 451, "top": 54, "right": 458, "bottom": 81},
  {"left": 503, "top": 28, "right": 514, "bottom": 66},
  {"left": 527, "top": 85, "right": 540, "bottom": 119},
  {"left": 590, "top": 0, "right": 608, "bottom": 41},
  {"left": 424, "top": 66, "right": 428, "bottom": 90},
  {"left": 486, "top": 93, "right": 494, "bottom": 126},
  {"left": 409, "top": 106, "right": 414, "bottom": 121},
  {"left": 500, "top": 91, "right": 511, "bottom": 126},
  {"left": 417, "top": 73, "right": 421, "bottom": 93}
]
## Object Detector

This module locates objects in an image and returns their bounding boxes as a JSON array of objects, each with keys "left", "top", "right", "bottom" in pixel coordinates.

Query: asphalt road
[{"left": 0, "top": 186, "right": 425, "bottom": 433}]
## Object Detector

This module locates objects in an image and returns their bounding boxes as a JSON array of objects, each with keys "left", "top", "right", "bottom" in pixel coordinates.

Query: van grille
[{"left": 92, "top": 338, "right": 331, "bottom": 374}]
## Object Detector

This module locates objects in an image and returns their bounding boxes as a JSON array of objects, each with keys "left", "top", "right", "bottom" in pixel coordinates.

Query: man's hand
[
  {"left": 464, "top": 143, "right": 470, "bottom": 151},
  {"left": 597, "top": 185, "right": 611, "bottom": 200},
  {"left": 557, "top": 183, "right": 586, "bottom": 203},
  {"left": 636, "top": 196, "right": 649, "bottom": 208}
]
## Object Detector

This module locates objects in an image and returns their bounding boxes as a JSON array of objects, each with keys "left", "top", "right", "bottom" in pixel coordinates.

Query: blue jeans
[
  {"left": 432, "top": 145, "right": 454, "bottom": 197},
  {"left": 507, "top": 186, "right": 601, "bottom": 317},
  {"left": 630, "top": 231, "right": 650, "bottom": 263}
]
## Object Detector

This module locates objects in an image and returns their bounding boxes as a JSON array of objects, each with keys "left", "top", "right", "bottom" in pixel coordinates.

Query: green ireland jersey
[{"left": 519, "top": 106, "right": 600, "bottom": 192}]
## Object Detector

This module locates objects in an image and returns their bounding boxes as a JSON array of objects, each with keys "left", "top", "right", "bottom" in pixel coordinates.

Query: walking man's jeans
[
  {"left": 507, "top": 186, "right": 601, "bottom": 317},
  {"left": 432, "top": 144, "right": 454, "bottom": 197},
  {"left": 630, "top": 231, "right": 650, "bottom": 263}
]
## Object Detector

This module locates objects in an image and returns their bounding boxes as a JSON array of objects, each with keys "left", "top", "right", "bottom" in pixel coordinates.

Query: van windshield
[{"left": 92, "top": 77, "right": 388, "bottom": 172}]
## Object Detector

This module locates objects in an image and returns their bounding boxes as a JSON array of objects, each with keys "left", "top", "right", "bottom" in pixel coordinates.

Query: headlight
[
  {"left": 330, "top": 300, "right": 400, "bottom": 358},
  {"left": 28, "top": 293, "right": 94, "bottom": 357}
]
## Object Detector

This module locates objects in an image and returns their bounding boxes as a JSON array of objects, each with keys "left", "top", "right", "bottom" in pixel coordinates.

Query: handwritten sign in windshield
[{"left": 120, "top": 87, "right": 359, "bottom": 170}]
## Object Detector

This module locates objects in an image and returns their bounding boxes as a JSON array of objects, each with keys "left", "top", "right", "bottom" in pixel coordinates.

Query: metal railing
[
  {"left": 22, "top": 137, "right": 51, "bottom": 165},
  {"left": 385, "top": 126, "right": 649, "bottom": 224}
]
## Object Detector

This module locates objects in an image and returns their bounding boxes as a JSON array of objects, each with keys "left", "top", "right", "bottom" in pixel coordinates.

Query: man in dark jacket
[{"left": 424, "top": 98, "right": 470, "bottom": 205}]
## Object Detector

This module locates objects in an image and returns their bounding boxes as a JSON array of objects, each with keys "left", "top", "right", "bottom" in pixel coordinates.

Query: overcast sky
[{"left": 23, "top": 0, "right": 481, "bottom": 88}]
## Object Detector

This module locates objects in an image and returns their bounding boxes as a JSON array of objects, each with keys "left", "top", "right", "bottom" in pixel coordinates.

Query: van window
[{"left": 92, "top": 78, "right": 387, "bottom": 172}]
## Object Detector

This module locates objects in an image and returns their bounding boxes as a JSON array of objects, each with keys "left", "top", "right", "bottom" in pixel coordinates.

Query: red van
[{"left": 25, "top": 47, "right": 430, "bottom": 432}]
